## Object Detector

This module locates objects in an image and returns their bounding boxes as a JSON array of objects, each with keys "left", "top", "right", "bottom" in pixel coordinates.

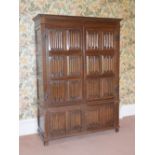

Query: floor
[{"left": 19, "top": 116, "right": 135, "bottom": 155}]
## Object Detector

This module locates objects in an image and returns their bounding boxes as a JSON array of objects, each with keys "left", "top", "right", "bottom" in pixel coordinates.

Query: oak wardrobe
[{"left": 33, "top": 14, "right": 121, "bottom": 145}]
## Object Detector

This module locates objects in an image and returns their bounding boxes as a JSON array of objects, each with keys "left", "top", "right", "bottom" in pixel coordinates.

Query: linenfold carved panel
[
  {"left": 101, "top": 31, "right": 114, "bottom": 49},
  {"left": 69, "top": 110, "right": 82, "bottom": 132},
  {"left": 50, "top": 81, "right": 66, "bottom": 103},
  {"left": 67, "top": 56, "right": 82, "bottom": 76},
  {"left": 67, "top": 80, "right": 82, "bottom": 101},
  {"left": 50, "top": 112, "right": 66, "bottom": 136},
  {"left": 48, "top": 29, "right": 82, "bottom": 51},
  {"left": 86, "top": 77, "right": 114, "bottom": 100},
  {"left": 86, "top": 29, "right": 114, "bottom": 51},
  {"left": 86, "top": 56, "right": 100, "bottom": 75},
  {"left": 86, "top": 30, "right": 99, "bottom": 50},
  {"left": 86, "top": 79, "right": 100, "bottom": 99},
  {"left": 86, "top": 103, "right": 114, "bottom": 130},
  {"left": 49, "top": 56, "right": 66, "bottom": 78}
]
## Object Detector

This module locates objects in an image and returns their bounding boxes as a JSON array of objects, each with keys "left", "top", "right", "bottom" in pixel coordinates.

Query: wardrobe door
[
  {"left": 46, "top": 27, "right": 83, "bottom": 105},
  {"left": 85, "top": 27, "right": 116, "bottom": 101}
]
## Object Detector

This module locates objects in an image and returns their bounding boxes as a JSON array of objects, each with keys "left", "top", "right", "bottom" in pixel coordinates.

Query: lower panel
[
  {"left": 39, "top": 102, "right": 115, "bottom": 141},
  {"left": 85, "top": 103, "right": 114, "bottom": 130},
  {"left": 49, "top": 106, "right": 82, "bottom": 138},
  {"left": 50, "top": 112, "right": 66, "bottom": 137}
]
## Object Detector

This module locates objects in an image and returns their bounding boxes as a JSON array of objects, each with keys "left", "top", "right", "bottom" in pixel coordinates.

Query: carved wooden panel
[
  {"left": 50, "top": 112, "right": 66, "bottom": 136},
  {"left": 67, "top": 56, "right": 82, "bottom": 76},
  {"left": 49, "top": 56, "right": 66, "bottom": 78},
  {"left": 85, "top": 103, "right": 114, "bottom": 130},
  {"left": 86, "top": 30, "right": 99, "bottom": 50},
  {"left": 67, "top": 80, "right": 82, "bottom": 101},
  {"left": 100, "top": 77, "right": 114, "bottom": 97},
  {"left": 86, "top": 29, "right": 114, "bottom": 51},
  {"left": 86, "top": 56, "right": 100, "bottom": 75},
  {"left": 101, "top": 55, "right": 114, "bottom": 73},
  {"left": 85, "top": 107, "right": 100, "bottom": 130},
  {"left": 68, "top": 29, "right": 81, "bottom": 50},
  {"left": 100, "top": 103, "right": 114, "bottom": 127},
  {"left": 86, "top": 79, "right": 100, "bottom": 99},
  {"left": 69, "top": 110, "right": 82, "bottom": 132},
  {"left": 101, "top": 31, "right": 114, "bottom": 49},
  {"left": 48, "top": 29, "right": 82, "bottom": 51},
  {"left": 50, "top": 80, "right": 66, "bottom": 103}
]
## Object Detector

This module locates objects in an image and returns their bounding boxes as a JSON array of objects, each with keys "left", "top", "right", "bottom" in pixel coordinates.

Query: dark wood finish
[{"left": 33, "top": 14, "right": 121, "bottom": 145}]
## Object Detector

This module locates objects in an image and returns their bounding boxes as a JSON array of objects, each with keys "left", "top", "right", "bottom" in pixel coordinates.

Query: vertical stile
[
  {"left": 71, "top": 30, "right": 73, "bottom": 49},
  {"left": 89, "top": 57, "right": 91, "bottom": 74},
  {"left": 67, "top": 56, "right": 69, "bottom": 76},
  {"left": 58, "top": 31, "right": 60, "bottom": 50},
  {"left": 106, "top": 32, "right": 108, "bottom": 49},
  {"left": 73, "top": 31, "right": 74, "bottom": 49},
  {"left": 108, "top": 56, "right": 110, "bottom": 72},
  {"left": 56, "top": 31, "right": 57, "bottom": 50},
  {"left": 93, "top": 56, "right": 95, "bottom": 74},
  {"left": 70, "top": 57, "right": 72, "bottom": 75},
  {"left": 75, "top": 31, "right": 76, "bottom": 49},
  {"left": 111, "top": 32, "right": 113, "bottom": 48},
  {"left": 86, "top": 56, "right": 89, "bottom": 75},
  {"left": 103, "top": 32, "right": 105, "bottom": 49},
  {"left": 77, "top": 31, "right": 79, "bottom": 49},
  {"left": 73, "top": 57, "right": 74, "bottom": 75},
  {"left": 94, "top": 32, "right": 95, "bottom": 49},
  {"left": 70, "top": 56, "right": 72, "bottom": 76},
  {"left": 90, "top": 33, "right": 91, "bottom": 50},
  {"left": 109, "top": 57, "right": 111, "bottom": 73},
  {"left": 111, "top": 56, "right": 113, "bottom": 73},
  {"left": 104, "top": 33, "right": 106, "bottom": 49},
  {"left": 86, "top": 32, "right": 88, "bottom": 50},
  {"left": 110, "top": 56, "right": 112, "bottom": 72},
  {"left": 102, "top": 56, "right": 104, "bottom": 74},
  {"left": 105, "top": 56, "right": 107, "bottom": 72},
  {"left": 71, "top": 57, "right": 73, "bottom": 75},
  {"left": 92, "top": 32, "right": 93, "bottom": 49},
  {"left": 58, "top": 81, "right": 60, "bottom": 102},
  {"left": 55, "top": 56, "right": 57, "bottom": 77},
  {"left": 87, "top": 56, "right": 92, "bottom": 74},
  {"left": 97, "top": 32, "right": 98, "bottom": 49},
  {"left": 108, "top": 32, "right": 110, "bottom": 49}
]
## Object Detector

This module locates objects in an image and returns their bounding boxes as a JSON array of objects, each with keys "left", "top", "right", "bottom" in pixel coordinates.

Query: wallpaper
[{"left": 19, "top": 0, "right": 135, "bottom": 119}]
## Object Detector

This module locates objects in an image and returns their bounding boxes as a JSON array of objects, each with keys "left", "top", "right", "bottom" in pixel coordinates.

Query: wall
[{"left": 19, "top": 0, "right": 135, "bottom": 120}]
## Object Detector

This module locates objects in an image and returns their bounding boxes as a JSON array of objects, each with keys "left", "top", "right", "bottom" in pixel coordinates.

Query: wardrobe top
[{"left": 33, "top": 14, "right": 122, "bottom": 24}]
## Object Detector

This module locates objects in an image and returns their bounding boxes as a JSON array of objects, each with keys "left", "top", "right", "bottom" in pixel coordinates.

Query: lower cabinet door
[
  {"left": 85, "top": 106, "right": 100, "bottom": 130},
  {"left": 85, "top": 103, "right": 114, "bottom": 130},
  {"left": 100, "top": 103, "right": 114, "bottom": 127},
  {"left": 50, "top": 112, "right": 66, "bottom": 137},
  {"left": 68, "top": 110, "right": 82, "bottom": 133},
  {"left": 49, "top": 103, "right": 114, "bottom": 137},
  {"left": 49, "top": 107, "right": 82, "bottom": 138}
]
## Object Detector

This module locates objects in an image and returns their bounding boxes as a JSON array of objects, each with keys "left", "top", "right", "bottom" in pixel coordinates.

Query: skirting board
[{"left": 19, "top": 104, "right": 135, "bottom": 136}]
